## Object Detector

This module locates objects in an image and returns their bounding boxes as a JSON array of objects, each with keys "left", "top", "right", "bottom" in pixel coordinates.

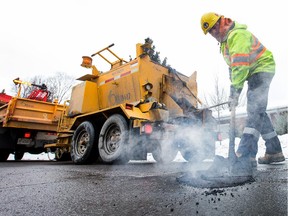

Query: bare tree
[
  {"left": 45, "top": 72, "right": 77, "bottom": 103},
  {"left": 203, "top": 74, "right": 229, "bottom": 115},
  {"left": 202, "top": 72, "right": 248, "bottom": 141},
  {"left": 203, "top": 73, "right": 247, "bottom": 113},
  {"left": 201, "top": 73, "right": 229, "bottom": 143}
]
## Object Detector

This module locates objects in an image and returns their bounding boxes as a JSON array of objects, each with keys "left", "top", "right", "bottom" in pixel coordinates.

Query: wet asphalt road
[{"left": 0, "top": 159, "right": 287, "bottom": 216}]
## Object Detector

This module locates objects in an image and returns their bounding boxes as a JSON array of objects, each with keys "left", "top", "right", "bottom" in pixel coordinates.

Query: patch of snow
[
  {"left": 215, "top": 134, "right": 288, "bottom": 159},
  {"left": 8, "top": 152, "right": 55, "bottom": 161}
]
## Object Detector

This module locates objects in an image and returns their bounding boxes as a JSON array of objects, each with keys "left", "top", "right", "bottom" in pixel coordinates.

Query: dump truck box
[
  {"left": 0, "top": 96, "right": 65, "bottom": 161},
  {"left": 0, "top": 97, "right": 64, "bottom": 130}
]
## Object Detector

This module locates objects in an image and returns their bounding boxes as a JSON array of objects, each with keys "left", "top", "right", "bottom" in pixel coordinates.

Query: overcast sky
[{"left": 1, "top": 0, "right": 287, "bottom": 107}]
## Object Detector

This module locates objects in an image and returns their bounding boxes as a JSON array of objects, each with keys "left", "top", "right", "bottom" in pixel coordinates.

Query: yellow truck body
[{"left": 54, "top": 38, "right": 217, "bottom": 164}]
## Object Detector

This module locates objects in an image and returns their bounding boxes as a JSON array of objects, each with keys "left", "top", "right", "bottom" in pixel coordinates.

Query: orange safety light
[{"left": 81, "top": 56, "right": 93, "bottom": 68}]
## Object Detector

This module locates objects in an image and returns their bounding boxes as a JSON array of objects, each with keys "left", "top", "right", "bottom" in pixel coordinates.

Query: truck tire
[
  {"left": 176, "top": 126, "right": 215, "bottom": 163},
  {"left": 151, "top": 140, "right": 178, "bottom": 163},
  {"left": 71, "top": 121, "right": 99, "bottom": 164},
  {"left": 98, "top": 114, "right": 129, "bottom": 164},
  {"left": 0, "top": 131, "right": 12, "bottom": 161},
  {"left": 130, "top": 140, "right": 147, "bottom": 160},
  {"left": 14, "top": 151, "right": 24, "bottom": 161},
  {"left": 0, "top": 151, "right": 10, "bottom": 162},
  {"left": 179, "top": 139, "right": 210, "bottom": 163}
]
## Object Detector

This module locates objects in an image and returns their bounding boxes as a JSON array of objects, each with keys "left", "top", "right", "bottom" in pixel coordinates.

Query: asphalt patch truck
[{"left": 47, "top": 38, "right": 218, "bottom": 164}]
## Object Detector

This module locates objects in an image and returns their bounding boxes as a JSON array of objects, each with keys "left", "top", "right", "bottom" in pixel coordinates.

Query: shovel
[
  {"left": 195, "top": 103, "right": 237, "bottom": 178},
  {"left": 228, "top": 103, "right": 237, "bottom": 163},
  {"left": 177, "top": 103, "right": 255, "bottom": 188},
  {"left": 202, "top": 100, "right": 236, "bottom": 168}
]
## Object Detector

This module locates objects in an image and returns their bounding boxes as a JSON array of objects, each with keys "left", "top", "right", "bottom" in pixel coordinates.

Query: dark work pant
[{"left": 236, "top": 72, "right": 282, "bottom": 158}]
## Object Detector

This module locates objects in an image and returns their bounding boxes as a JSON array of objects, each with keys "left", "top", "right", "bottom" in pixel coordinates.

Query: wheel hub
[
  {"left": 105, "top": 128, "right": 121, "bottom": 154},
  {"left": 77, "top": 131, "right": 89, "bottom": 156}
]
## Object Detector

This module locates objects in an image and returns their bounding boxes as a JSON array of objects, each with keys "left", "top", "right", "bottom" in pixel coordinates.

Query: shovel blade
[{"left": 196, "top": 155, "right": 230, "bottom": 177}]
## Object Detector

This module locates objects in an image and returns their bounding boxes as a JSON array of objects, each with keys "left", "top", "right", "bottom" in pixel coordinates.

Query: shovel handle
[{"left": 228, "top": 104, "right": 237, "bottom": 161}]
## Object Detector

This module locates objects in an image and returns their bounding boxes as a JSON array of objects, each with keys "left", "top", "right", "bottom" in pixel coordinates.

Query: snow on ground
[
  {"left": 7, "top": 151, "right": 55, "bottom": 161},
  {"left": 215, "top": 134, "right": 288, "bottom": 159},
  {"left": 7, "top": 134, "right": 288, "bottom": 162}
]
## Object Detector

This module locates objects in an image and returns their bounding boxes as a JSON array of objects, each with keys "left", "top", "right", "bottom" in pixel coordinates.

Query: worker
[{"left": 200, "top": 12, "right": 285, "bottom": 176}]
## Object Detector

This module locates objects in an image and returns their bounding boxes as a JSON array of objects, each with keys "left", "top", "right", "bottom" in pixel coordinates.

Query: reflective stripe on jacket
[{"left": 220, "top": 22, "right": 275, "bottom": 90}]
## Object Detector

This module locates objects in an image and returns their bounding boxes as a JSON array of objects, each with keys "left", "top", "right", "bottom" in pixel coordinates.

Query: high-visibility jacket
[{"left": 220, "top": 22, "right": 275, "bottom": 90}]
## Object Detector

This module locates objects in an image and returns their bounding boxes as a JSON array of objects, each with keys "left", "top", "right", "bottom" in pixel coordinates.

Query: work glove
[{"left": 228, "top": 85, "right": 241, "bottom": 111}]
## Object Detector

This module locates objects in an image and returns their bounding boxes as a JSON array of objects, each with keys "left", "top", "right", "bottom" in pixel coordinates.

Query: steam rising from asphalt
[{"left": 128, "top": 124, "right": 215, "bottom": 174}]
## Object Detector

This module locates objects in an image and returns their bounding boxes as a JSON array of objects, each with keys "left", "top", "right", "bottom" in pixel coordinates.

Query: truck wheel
[
  {"left": 71, "top": 121, "right": 99, "bottom": 164},
  {"left": 130, "top": 140, "right": 147, "bottom": 160},
  {"left": 98, "top": 114, "right": 129, "bottom": 164},
  {"left": 180, "top": 149, "right": 198, "bottom": 162},
  {"left": 14, "top": 151, "right": 24, "bottom": 161},
  {"left": 151, "top": 140, "right": 178, "bottom": 163},
  {"left": 0, "top": 151, "right": 10, "bottom": 162},
  {"left": 179, "top": 132, "right": 215, "bottom": 163},
  {"left": 179, "top": 143, "right": 207, "bottom": 163},
  {"left": 0, "top": 131, "right": 11, "bottom": 161}
]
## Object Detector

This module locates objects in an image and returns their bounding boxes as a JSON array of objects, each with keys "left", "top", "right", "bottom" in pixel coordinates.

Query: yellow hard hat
[{"left": 201, "top": 12, "right": 222, "bottom": 34}]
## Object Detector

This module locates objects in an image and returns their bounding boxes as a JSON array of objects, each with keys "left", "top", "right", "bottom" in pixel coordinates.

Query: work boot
[{"left": 258, "top": 152, "right": 285, "bottom": 164}]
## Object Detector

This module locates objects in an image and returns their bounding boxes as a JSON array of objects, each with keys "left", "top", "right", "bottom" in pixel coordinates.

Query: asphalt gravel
[{"left": 0, "top": 159, "right": 287, "bottom": 216}]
